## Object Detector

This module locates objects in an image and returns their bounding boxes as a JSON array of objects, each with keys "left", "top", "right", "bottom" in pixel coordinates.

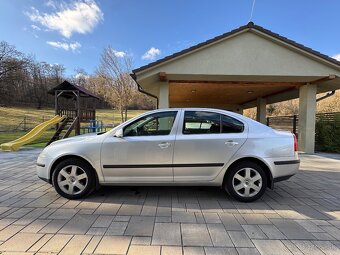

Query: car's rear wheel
[
  {"left": 224, "top": 161, "right": 267, "bottom": 202},
  {"left": 52, "top": 158, "right": 95, "bottom": 199}
]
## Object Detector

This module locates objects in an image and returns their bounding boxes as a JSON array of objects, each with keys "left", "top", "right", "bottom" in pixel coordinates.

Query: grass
[{"left": 0, "top": 107, "right": 146, "bottom": 148}]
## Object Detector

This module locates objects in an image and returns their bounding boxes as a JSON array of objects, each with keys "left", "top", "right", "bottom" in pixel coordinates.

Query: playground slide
[{"left": 1, "top": 115, "right": 65, "bottom": 151}]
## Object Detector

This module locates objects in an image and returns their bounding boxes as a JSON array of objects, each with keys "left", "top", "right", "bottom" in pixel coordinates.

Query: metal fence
[{"left": 267, "top": 112, "right": 340, "bottom": 153}]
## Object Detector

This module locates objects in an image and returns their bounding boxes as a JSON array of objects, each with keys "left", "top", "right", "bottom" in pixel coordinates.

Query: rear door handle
[
  {"left": 158, "top": 142, "right": 171, "bottom": 149},
  {"left": 225, "top": 140, "right": 238, "bottom": 146}
]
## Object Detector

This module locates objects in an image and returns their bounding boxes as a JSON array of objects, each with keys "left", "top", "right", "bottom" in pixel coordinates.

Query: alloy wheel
[
  {"left": 57, "top": 165, "right": 88, "bottom": 195},
  {"left": 232, "top": 167, "right": 262, "bottom": 197}
]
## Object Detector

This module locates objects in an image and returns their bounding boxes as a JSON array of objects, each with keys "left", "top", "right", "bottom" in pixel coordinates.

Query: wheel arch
[
  {"left": 222, "top": 157, "right": 273, "bottom": 189},
  {"left": 49, "top": 154, "right": 99, "bottom": 188}
]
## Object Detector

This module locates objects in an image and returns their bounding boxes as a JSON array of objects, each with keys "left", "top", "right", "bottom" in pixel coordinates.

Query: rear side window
[
  {"left": 221, "top": 115, "right": 244, "bottom": 133},
  {"left": 183, "top": 111, "right": 220, "bottom": 134},
  {"left": 183, "top": 111, "right": 244, "bottom": 134}
]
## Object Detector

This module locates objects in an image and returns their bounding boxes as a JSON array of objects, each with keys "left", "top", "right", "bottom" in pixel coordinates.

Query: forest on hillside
[{"left": 0, "top": 41, "right": 154, "bottom": 115}]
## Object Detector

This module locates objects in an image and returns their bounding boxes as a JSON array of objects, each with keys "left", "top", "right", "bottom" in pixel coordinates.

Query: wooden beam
[{"left": 169, "top": 80, "right": 305, "bottom": 87}]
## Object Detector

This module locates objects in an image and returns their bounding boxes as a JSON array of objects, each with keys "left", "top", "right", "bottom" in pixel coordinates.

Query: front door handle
[
  {"left": 225, "top": 140, "right": 239, "bottom": 146},
  {"left": 158, "top": 142, "right": 171, "bottom": 149}
]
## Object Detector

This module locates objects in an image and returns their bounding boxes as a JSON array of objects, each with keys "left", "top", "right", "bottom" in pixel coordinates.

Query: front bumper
[{"left": 36, "top": 155, "right": 53, "bottom": 184}]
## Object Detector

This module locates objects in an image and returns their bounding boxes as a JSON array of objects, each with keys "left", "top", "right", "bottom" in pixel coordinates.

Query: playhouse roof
[{"left": 48, "top": 80, "right": 100, "bottom": 99}]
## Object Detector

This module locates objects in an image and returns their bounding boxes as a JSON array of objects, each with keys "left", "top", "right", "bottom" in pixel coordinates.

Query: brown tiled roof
[
  {"left": 132, "top": 22, "right": 340, "bottom": 74},
  {"left": 48, "top": 80, "right": 100, "bottom": 99}
]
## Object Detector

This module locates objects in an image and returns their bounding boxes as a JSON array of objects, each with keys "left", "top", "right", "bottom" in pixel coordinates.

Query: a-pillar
[
  {"left": 298, "top": 83, "right": 317, "bottom": 153},
  {"left": 159, "top": 82, "right": 169, "bottom": 109},
  {"left": 256, "top": 97, "right": 266, "bottom": 124}
]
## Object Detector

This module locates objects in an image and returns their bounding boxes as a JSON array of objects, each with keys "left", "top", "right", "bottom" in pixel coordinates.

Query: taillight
[{"left": 293, "top": 134, "right": 298, "bottom": 152}]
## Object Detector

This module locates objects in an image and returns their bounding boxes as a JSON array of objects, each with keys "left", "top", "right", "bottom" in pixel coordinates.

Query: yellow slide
[{"left": 1, "top": 115, "right": 65, "bottom": 151}]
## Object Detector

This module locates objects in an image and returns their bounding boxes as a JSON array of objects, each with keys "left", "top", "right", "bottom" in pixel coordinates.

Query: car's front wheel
[
  {"left": 52, "top": 158, "right": 95, "bottom": 199},
  {"left": 224, "top": 161, "right": 267, "bottom": 202}
]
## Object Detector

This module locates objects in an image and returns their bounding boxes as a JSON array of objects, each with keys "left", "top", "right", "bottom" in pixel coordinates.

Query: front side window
[
  {"left": 183, "top": 111, "right": 221, "bottom": 134},
  {"left": 123, "top": 111, "right": 177, "bottom": 137}
]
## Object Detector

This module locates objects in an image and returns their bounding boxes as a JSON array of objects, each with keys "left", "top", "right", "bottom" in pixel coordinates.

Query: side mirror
[{"left": 114, "top": 128, "right": 123, "bottom": 138}]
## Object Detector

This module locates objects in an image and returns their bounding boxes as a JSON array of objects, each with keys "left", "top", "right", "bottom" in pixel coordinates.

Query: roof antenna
[{"left": 249, "top": 0, "right": 256, "bottom": 22}]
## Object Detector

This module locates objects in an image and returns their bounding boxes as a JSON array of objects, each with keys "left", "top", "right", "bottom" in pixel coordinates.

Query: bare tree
[
  {"left": 0, "top": 41, "right": 27, "bottom": 82},
  {"left": 97, "top": 46, "right": 136, "bottom": 122}
]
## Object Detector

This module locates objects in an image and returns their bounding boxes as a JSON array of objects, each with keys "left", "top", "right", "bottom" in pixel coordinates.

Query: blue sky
[{"left": 1, "top": 0, "right": 340, "bottom": 76}]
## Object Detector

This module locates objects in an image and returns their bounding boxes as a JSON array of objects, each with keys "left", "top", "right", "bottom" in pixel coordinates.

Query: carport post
[
  {"left": 298, "top": 83, "right": 317, "bottom": 153},
  {"left": 159, "top": 82, "right": 169, "bottom": 108},
  {"left": 256, "top": 97, "right": 267, "bottom": 124}
]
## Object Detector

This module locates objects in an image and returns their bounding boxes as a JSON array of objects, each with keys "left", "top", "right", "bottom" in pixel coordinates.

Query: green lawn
[{"left": 0, "top": 107, "right": 146, "bottom": 148}]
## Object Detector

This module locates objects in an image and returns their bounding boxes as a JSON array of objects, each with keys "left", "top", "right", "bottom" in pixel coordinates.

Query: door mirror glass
[{"left": 114, "top": 128, "right": 123, "bottom": 138}]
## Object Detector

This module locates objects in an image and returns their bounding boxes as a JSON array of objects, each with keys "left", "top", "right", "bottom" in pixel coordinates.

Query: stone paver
[
  {"left": 152, "top": 223, "right": 181, "bottom": 245},
  {"left": 0, "top": 150, "right": 340, "bottom": 254}
]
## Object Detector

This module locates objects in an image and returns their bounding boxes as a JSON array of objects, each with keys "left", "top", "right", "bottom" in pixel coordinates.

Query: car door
[
  {"left": 173, "top": 110, "right": 247, "bottom": 182},
  {"left": 101, "top": 110, "right": 179, "bottom": 183}
]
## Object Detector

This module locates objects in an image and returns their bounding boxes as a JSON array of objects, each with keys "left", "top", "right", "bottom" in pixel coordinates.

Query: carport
[{"left": 132, "top": 22, "right": 340, "bottom": 153}]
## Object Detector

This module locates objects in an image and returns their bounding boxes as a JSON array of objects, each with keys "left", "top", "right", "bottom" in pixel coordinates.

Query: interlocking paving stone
[
  {"left": 271, "top": 219, "right": 316, "bottom": 240},
  {"left": 242, "top": 225, "right": 268, "bottom": 239},
  {"left": 128, "top": 245, "right": 161, "bottom": 255},
  {"left": 291, "top": 240, "right": 324, "bottom": 255},
  {"left": 106, "top": 221, "right": 128, "bottom": 235},
  {"left": 207, "top": 223, "right": 233, "bottom": 247},
  {"left": 181, "top": 224, "right": 213, "bottom": 247},
  {"left": 94, "top": 235, "right": 131, "bottom": 254},
  {"left": 0, "top": 232, "right": 43, "bottom": 252},
  {"left": 313, "top": 240, "right": 340, "bottom": 255},
  {"left": 28, "top": 233, "right": 54, "bottom": 252},
  {"left": 152, "top": 223, "right": 181, "bottom": 245},
  {"left": 172, "top": 211, "right": 196, "bottom": 223},
  {"left": 295, "top": 220, "right": 324, "bottom": 233},
  {"left": 183, "top": 247, "right": 205, "bottom": 255},
  {"left": 205, "top": 247, "right": 238, "bottom": 255},
  {"left": 219, "top": 213, "right": 243, "bottom": 231},
  {"left": 242, "top": 214, "right": 271, "bottom": 224},
  {"left": 82, "top": 235, "right": 102, "bottom": 254},
  {"left": 58, "top": 214, "right": 98, "bottom": 234},
  {"left": 258, "top": 224, "right": 287, "bottom": 240},
  {"left": 281, "top": 240, "right": 304, "bottom": 255},
  {"left": 161, "top": 246, "right": 183, "bottom": 255},
  {"left": 118, "top": 203, "right": 143, "bottom": 216},
  {"left": 59, "top": 234, "right": 92, "bottom": 255},
  {"left": 321, "top": 226, "right": 340, "bottom": 240},
  {"left": 228, "top": 231, "right": 254, "bottom": 248},
  {"left": 253, "top": 240, "right": 292, "bottom": 255},
  {"left": 39, "top": 234, "right": 73, "bottom": 253},
  {"left": 125, "top": 216, "right": 155, "bottom": 236},
  {"left": 1, "top": 150, "right": 340, "bottom": 254},
  {"left": 236, "top": 247, "right": 261, "bottom": 255}
]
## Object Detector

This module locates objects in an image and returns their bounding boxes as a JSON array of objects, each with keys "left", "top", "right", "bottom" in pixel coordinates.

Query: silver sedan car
[{"left": 37, "top": 108, "right": 299, "bottom": 202}]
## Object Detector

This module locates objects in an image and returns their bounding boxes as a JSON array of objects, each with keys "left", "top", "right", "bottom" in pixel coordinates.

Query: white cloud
[
  {"left": 47, "top": 41, "right": 81, "bottom": 51},
  {"left": 332, "top": 54, "right": 340, "bottom": 61},
  {"left": 31, "top": 24, "right": 41, "bottom": 31},
  {"left": 113, "top": 50, "right": 126, "bottom": 58},
  {"left": 45, "top": 0, "right": 57, "bottom": 9},
  {"left": 25, "top": 0, "right": 103, "bottom": 38},
  {"left": 142, "top": 47, "right": 161, "bottom": 60}
]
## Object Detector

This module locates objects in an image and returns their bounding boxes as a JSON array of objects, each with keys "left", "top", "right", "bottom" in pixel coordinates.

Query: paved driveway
[{"left": 0, "top": 149, "right": 340, "bottom": 255}]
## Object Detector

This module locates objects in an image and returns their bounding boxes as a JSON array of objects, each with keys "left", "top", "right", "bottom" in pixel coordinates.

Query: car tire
[
  {"left": 224, "top": 161, "right": 267, "bottom": 202},
  {"left": 52, "top": 158, "right": 95, "bottom": 200}
]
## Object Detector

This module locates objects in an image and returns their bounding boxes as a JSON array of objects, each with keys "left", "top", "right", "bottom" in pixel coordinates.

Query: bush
[{"left": 315, "top": 115, "right": 340, "bottom": 153}]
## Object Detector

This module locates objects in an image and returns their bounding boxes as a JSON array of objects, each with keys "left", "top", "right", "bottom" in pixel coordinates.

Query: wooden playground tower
[{"left": 47, "top": 80, "right": 99, "bottom": 145}]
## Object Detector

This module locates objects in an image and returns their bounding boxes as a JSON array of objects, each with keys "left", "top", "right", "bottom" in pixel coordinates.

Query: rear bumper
[{"left": 263, "top": 156, "right": 300, "bottom": 189}]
